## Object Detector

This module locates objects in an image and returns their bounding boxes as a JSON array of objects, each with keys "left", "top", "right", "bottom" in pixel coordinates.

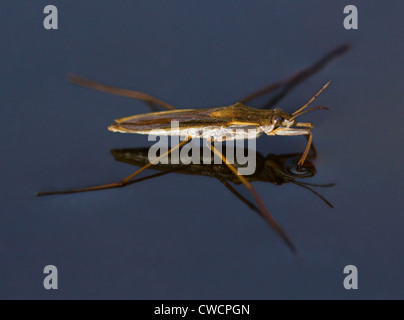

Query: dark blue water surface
[{"left": 1, "top": 1, "right": 403, "bottom": 299}]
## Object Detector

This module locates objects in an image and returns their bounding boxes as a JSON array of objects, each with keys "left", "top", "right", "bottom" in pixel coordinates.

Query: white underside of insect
[{"left": 109, "top": 122, "right": 310, "bottom": 141}]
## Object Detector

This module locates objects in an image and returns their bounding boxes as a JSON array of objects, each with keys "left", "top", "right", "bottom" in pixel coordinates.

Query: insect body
[
  {"left": 108, "top": 103, "right": 307, "bottom": 141},
  {"left": 108, "top": 81, "right": 330, "bottom": 167}
]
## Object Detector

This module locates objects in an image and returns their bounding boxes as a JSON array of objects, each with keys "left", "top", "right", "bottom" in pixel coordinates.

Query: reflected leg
[
  {"left": 207, "top": 141, "right": 297, "bottom": 254},
  {"left": 37, "top": 137, "right": 192, "bottom": 196}
]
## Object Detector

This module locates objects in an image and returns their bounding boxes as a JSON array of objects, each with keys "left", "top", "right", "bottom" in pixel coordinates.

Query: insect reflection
[{"left": 110, "top": 146, "right": 334, "bottom": 216}]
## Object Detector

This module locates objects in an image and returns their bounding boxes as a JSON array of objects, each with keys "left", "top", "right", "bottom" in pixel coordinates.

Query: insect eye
[{"left": 272, "top": 116, "right": 283, "bottom": 126}]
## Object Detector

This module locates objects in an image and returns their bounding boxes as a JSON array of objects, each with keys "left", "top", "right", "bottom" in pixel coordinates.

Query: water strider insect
[
  {"left": 106, "top": 80, "right": 331, "bottom": 167},
  {"left": 37, "top": 44, "right": 350, "bottom": 254}
]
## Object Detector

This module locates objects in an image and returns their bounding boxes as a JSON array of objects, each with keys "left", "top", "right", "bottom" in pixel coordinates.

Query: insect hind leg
[{"left": 67, "top": 74, "right": 176, "bottom": 111}]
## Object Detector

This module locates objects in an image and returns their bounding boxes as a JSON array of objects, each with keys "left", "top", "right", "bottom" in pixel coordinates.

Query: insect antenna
[
  {"left": 289, "top": 106, "right": 329, "bottom": 121},
  {"left": 291, "top": 81, "right": 332, "bottom": 117}
]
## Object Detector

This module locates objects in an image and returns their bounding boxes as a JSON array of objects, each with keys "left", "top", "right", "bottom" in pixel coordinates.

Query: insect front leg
[{"left": 297, "top": 131, "right": 313, "bottom": 168}]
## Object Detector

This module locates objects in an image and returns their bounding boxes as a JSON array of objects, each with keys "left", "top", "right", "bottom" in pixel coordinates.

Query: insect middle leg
[
  {"left": 207, "top": 166, "right": 260, "bottom": 215},
  {"left": 37, "top": 137, "right": 192, "bottom": 196},
  {"left": 207, "top": 140, "right": 297, "bottom": 254}
]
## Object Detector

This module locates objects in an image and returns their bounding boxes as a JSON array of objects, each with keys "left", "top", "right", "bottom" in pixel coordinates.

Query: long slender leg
[
  {"left": 239, "top": 83, "right": 283, "bottom": 104},
  {"left": 37, "top": 137, "right": 192, "bottom": 196},
  {"left": 67, "top": 74, "right": 176, "bottom": 110},
  {"left": 122, "top": 165, "right": 188, "bottom": 185},
  {"left": 239, "top": 44, "right": 350, "bottom": 106},
  {"left": 261, "top": 44, "right": 350, "bottom": 109},
  {"left": 208, "top": 166, "right": 261, "bottom": 215},
  {"left": 208, "top": 141, "right": 297, "bottom": 254}
]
